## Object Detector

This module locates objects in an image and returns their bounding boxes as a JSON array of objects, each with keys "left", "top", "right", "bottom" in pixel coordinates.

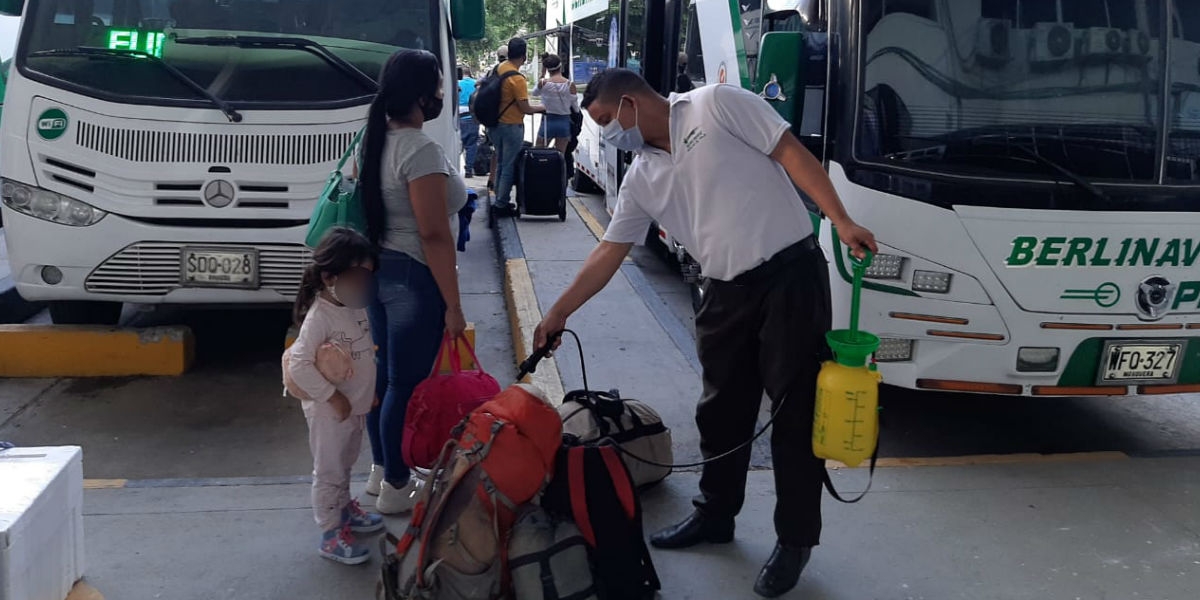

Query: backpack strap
[
  {"left": 822, "top": 443, "right": 878, "bottom": 504},
  {"left": 567, "top": 446, "right": 595, "bottom": 546},
  {"left": 598, "top": 445, "right": 636, "bottom": 520}
]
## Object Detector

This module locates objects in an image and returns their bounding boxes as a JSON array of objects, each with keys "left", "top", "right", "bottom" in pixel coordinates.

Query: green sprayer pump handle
[{"left": 847, "top": 250, "right": 874, "bottom": 334}]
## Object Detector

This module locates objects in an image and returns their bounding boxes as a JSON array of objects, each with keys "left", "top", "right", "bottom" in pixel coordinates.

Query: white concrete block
[{"left": 0, "top": 446, "right": 85, "bottom": 600}]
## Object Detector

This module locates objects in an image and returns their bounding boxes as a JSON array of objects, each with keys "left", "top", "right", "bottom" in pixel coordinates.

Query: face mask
[
  {"left": 601, "top": 97, "right": 644, "bottom": 151},
  {"left": 330, "top": 278, "right": 369, "bottom": 310},
  {"left": 421, "top": 95, "right": 444, "bottom": 121}
]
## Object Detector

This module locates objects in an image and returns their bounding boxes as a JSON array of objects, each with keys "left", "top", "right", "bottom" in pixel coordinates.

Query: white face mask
[
  {"left": 601, "top": 97, "right": 644, "bottom": 152},
  {"left": 330, "top": 279, "right": 369, "bottom": 310}
]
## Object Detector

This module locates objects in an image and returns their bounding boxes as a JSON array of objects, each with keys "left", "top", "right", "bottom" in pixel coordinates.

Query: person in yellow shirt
[{"left": 491, "top": 38, "right": 545, "bottom": 214}]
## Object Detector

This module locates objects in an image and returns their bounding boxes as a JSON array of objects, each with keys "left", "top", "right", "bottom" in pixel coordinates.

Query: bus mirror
[
  {"left": 755, "top": 31, "right": 805, "bottom": 128},
  {"left": 0, "top": 0, "right": 22, "bottom": 16},
  {"left": 450, "top": 0, "right": 485, "bottom": 41}
]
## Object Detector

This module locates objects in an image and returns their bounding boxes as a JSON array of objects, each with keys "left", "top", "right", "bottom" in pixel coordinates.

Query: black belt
[{"left": 725, "top": 236, "right": 820, "bottom": 287}]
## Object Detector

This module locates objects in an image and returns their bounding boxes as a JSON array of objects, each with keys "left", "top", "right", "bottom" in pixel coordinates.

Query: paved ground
[{"left": 2, "top": 178, "right": 1200, "bottom": 599}]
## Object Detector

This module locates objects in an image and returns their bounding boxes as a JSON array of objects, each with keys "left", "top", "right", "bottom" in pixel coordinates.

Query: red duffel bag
[{"left": 402, "top": 334, "right": 501, "bottom": 469}]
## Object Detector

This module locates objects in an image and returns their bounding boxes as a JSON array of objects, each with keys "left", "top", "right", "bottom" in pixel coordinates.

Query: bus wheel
[
  {"left": 572, "top": 168, "right": 602, "bottom": 194},
  {"left": 49, "top": 301, "right": 123, "bottom": 325}
]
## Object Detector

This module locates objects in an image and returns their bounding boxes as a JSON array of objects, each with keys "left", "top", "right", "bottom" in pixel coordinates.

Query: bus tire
[
  {"left": 573, "top": 168, "right": 602, "bottom": 194},
  {"left": 49, "top": 301, "right": 122, "bottom": 326}
]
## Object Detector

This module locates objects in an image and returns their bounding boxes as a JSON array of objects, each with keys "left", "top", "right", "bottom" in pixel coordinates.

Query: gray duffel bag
[
  {"left": 558, "top": 389, "right": 672, "bottom": 488},
  {"left": 508, "top": 505, "right": 598, "bottom": 600}
]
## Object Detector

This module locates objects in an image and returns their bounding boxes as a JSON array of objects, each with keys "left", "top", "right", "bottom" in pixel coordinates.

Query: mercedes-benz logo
[
  {"left": 203, "top": 179, "right": 235, "bottom": 208},
  {"left": 1135, "top": 275, "right": 1177, "bottom": 321}
]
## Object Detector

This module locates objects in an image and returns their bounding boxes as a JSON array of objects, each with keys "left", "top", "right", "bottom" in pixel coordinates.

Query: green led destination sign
[{"left": 106, "top": 28, "right": 166, "bottom": 58}]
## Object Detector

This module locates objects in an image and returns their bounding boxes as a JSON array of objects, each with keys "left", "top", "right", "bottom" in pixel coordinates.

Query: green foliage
[{"left": 457, "top": 0, "right": 546, "bottom": 74}]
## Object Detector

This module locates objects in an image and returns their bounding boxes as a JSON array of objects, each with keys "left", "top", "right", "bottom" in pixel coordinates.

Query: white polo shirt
[{"left": 602, "top": 84, "right": 814, "bottom": 282}]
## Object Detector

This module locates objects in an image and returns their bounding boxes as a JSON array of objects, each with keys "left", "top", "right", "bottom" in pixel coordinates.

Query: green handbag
[{"left": 306, "top": 127, "right": 367, "bottom": 248}]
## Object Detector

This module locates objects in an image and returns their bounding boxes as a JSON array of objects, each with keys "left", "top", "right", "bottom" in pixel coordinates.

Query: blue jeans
[
  {"left": 367, "top": 249, "right": 446, "bottom": 485},
  {"left": 460, "top": 115, "right": 479, "bottom": 173},
  {"left": 492, "top": 123, "right": 524, "bottom": 206}
]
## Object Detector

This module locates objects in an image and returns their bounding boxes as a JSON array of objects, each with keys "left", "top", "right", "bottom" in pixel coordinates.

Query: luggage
[
  {"left": 473, "top": 142, "right": 493, "bottom": 177},
  {"left": 402, "top": 335, "right": 500, "bottom": 470},
  {"left": 559, "top": 389, "right": 673, "bottom": 489},
  {"left": 517, "top": 148, "right": 567, "bottom": 221},
  {"left": 540, "top": 441, "right": 661, "bottom": 600},
  {"left": 306, "top": 128, "right": 367, "bottom": 247},
  {"left": 470, "top": 71, "right": 522, "bottom": 128},
  {"left": 508, "top": 505, "right": 598, "bottom": 600},
  {"left": 380, "top": 384, "right": 563, "bottom": 600}
]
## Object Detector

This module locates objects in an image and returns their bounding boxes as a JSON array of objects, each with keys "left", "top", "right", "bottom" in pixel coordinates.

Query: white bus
[
  {"left": 0, "top": 0, "right": 483, "bottom": 324},
  {"left": 562, "top": 0, "right": 1200, "bottom": 397}
]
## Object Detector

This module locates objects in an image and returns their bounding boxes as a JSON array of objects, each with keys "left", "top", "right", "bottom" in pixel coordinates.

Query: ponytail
[
  {"left": 293, "top": 264, "right": 324, "bottom": 326},
  {"left": 293, "top": 227, "right": 379, "bottom": 326},
  {"left": 362, "top": 97, "right": 389, "bottom": 246}
]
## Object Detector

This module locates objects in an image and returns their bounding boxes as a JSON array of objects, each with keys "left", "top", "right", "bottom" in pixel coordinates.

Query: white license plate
[
  {"left": 1098, "top": 341, "right": 1185, "bottom": 384},
  {"left": 181, "top": 248, "right": 259, "bottom": 288}
]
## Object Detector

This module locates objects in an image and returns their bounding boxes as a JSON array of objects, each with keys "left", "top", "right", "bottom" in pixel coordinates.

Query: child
[{"left": 284, "top": 227, "right": 384, "bottom": 565}]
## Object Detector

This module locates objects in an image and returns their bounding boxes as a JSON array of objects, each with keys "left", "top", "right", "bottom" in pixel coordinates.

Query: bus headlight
[{"left": 1, "top": 180, "right": 106, "bottom": 226}]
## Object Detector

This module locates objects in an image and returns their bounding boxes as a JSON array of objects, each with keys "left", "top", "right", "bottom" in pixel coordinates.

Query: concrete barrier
[{"left": 0, "top": 325, "right": 193, "bottom": 377}]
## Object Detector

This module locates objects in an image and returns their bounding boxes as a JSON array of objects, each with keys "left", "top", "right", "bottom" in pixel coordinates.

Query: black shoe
[
  {"left": 464, "top": 170, "right": 475, "bottom": 178},
  {"left": 649, "top": 511, "right": 734, "bottom": 549},
  {"left": 753, "top": 543, "right": 812, "bottom": 598}
]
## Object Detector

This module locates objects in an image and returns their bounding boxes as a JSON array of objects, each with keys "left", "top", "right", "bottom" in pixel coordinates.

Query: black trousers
[{"left": 692, "top": 238, "right": 831, "bottom": 547}]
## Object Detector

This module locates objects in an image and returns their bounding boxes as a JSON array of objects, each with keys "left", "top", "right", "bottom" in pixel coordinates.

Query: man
[
  {"left": 457, "top": 65, "right": 479, "bottom": 178},
  {"left": 675, "top": 51, "right": 695, "bottom": 93},
  {"left": 486, "top": 44, "right": 508, "bottom": 195},
  {"left": 532, "top": 69, "right": 877, "bottom": 598},
  {"left": 491, "top": 37, "right": 545, "bottom": 214}
]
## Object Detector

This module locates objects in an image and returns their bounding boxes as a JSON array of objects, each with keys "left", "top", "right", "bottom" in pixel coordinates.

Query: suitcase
[
  {"left": 473, "top": 141, "right": 493, "bottom": 177},
  {"left": 517, "top": 148, "right": 567, "bottom": 221}
]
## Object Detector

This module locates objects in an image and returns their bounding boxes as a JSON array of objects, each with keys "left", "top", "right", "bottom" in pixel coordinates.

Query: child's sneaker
[
  {"left": 344, "top": 500, "right": 385, "bottom": 534},
  {"left": 318, "top": 525, "right": 370, "bottom": 565},
  {"left": 365, "top": 464, "right": 384, "bottom": 496}
]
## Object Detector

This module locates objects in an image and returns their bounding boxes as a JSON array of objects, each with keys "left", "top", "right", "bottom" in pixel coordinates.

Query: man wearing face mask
[{"left": 532, "top": 69, "right": 878, "bottom": 598}]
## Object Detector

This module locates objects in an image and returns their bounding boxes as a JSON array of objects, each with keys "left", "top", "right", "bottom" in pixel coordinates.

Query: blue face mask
[{"left": 601, "top": 97, "right": 644, "bottom": 151}]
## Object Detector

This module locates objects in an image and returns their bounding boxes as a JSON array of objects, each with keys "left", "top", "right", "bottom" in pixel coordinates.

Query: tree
[{"left": 458, "top": 0, "right": 545, "bottom": 73}]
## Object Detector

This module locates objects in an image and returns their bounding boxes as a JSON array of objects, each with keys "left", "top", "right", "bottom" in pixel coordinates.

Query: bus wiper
[
  {"left": 174, "top": 36, "right": 378, "bottom": 93},
  {"left": 959, "top": 135, "right": 1109, "bottom": 202},
  {"left": 27, "top": 46, "right": 242, "bottom": 122}
]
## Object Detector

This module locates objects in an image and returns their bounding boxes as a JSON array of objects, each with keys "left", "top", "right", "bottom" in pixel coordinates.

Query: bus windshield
[
  {"left": 855, "top": 0, "right": 1200, "bottom": 186},
  {"left": 18, "top": 0, "right": 438, "bottom": 107}
]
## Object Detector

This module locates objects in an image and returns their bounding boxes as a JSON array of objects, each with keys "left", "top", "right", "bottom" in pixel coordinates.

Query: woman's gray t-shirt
[{"left": 379, "top": 128, "right": 468, "bottom": 263}]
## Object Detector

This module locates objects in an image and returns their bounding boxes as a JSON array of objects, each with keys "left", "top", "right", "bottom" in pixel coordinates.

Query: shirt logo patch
[{"left": 683, "top": 127, "right": 707, "bottom": 152}]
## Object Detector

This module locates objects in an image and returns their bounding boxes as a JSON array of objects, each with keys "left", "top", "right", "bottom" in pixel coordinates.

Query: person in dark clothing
[
  {"left": 533, "top": 69, "right": 877, "bottom": 599},
  {"left": 675, "top": 52, "right": 695, "bottom": 93}
]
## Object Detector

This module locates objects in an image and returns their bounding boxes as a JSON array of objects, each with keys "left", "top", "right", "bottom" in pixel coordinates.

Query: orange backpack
[{"left": 380, "top": 383, "right": 563, "bottom": 599}]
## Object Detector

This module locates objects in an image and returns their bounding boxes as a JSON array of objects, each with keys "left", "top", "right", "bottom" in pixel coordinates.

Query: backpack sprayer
[{"left": 519, "top": 249, "right": 882, "bottom": 499}]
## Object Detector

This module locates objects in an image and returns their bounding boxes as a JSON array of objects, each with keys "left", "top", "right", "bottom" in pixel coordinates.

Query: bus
[
  {"left": 560, "top": 0, "right": 1200, "bottom": 397},
  {"left": 0, "top": 0, "right": 483, "bottom": 324}
]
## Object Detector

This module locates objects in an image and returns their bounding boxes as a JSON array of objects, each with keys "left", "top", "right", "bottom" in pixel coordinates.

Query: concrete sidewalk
[{"left": 79, "top": 455, "right": 1200, "bottom": 599}]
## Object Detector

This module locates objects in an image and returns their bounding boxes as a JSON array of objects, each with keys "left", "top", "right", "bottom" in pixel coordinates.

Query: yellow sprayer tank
[{"left": 812, "top": 251, "right": 882, "bottom": 468}]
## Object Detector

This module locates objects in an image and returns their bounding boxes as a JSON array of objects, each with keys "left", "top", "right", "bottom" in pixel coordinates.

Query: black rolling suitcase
[{"left": 517, "top": 148, "right": 567, "bottom": 221}]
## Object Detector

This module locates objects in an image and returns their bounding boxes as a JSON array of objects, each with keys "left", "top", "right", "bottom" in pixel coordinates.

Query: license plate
[
  {"left": 1097, "top": 341, "right": 1186, "bottom": 384},
  {"left": 181, "top": 247, "right": 259, "bottom": 288}
]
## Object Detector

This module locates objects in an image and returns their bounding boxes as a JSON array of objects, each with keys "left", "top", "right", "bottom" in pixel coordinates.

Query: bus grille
[
  {"left": 85, "top": 242, "right": 311, "bottom": 297},
  {"left": 76, "top": 123, "right": 356, "bottom": 165}
]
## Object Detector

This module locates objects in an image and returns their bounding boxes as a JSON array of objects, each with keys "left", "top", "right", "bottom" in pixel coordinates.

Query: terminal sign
[{"left": 107, "top": 28, "right": 166, "bottom": 58}]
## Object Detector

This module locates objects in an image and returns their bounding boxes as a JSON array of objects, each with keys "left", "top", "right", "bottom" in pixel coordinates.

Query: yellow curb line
[
  {"left": 504, "top": 258, "right": 565, "bottom": 403},
  {"left": 66, "top": 582, "right": 104, "bottom": 600},
  {"left": 82, "top": 479, "right": 128, "bottom": 490},
  {"left": 0, "top": 325, "right": 193, "bottom": 377},
  {"left": 568, "top": 197, "right": 633, "bottom": 263},
  {"left": 825, "top": 451, "right": 1129, "bottom": 470}
]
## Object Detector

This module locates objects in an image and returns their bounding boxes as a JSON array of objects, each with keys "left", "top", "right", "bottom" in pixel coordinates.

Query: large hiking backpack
[
  {"left": 508, "top": 505, "right": 598, "bottom": 600},
  {"left": 559, "top": 389, "right": 672, "bottom": 488},
  {"left": 470, "top": 70, "right": 522, "bottom": 128},
  {"left": 379, "top": 383, "right": 563, "bottom": 600},
  {"left": 541, "top": 439, "right": 661, "bottom": 600}
]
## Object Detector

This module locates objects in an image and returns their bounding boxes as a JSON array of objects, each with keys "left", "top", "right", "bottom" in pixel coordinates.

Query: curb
[
  {"left": 491, "top": 210, "right": 565, "bottom": 402},
  {"left": 0, "top": 275, "right": 45, "bottom": 325},
  {"left": 0, "top": 325, "right": 194, "bottom": 377}
]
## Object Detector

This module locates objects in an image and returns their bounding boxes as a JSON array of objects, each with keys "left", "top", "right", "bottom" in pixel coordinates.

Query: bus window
[
  {"left": 570, "top": 0, "right": 620, "bottom": 86},
  {"left": 679, "top": 0, "right": 705, "bottom": 90},
  {"left": 625, "top": 0, "right": 647, "bottom": 74}
]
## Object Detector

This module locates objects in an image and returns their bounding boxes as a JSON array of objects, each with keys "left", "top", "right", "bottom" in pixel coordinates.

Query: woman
[
  {"left": 359, "top": 49, "right": 468, "bottom": 514},
  {"left": 533, "top": 54, "right": 578, "bottom": 154}
]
